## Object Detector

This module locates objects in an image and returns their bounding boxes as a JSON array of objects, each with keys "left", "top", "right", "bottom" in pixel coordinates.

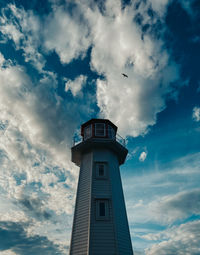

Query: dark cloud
[
  {"left": 0, "top": 221, "right": 63, "bottom": 254},
  {"left": 160, "top": 189, "right": 200, "bottom": 220},
  {"left": 19, "top": 197, "right": 52, "bottom": 220},
  {"left": 167, "top": 189, "right": 200, "bottom": 212}
]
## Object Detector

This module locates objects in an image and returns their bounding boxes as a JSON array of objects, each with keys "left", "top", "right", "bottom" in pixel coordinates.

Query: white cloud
[
  {"left": 0, "top": 3, "right": 91, "bottom": 69},
  {"left": 0, "top": 52, "right": 83, "bottom": 251},
  {"left": 0, "top": 4, "right": 45, "bottom": 71},
  {"left": 0, "top": 250, "right": 17, "bottom": 255},
  {"left": 82, "top": 0, "right": 180, "bottom": 136},
  {"left": 0, "top": 22, "right": 22, "bottom": 44},
  {"left": 0, "top": 49, "right": 94, "bottom": 207},
  {"left": 192, "top": 106, "right": 200, "bottom": 122},
  {"left": 43, "top": 6, "right": 91, "bottom": 64},
  {"left": 29, "top": 0, "right": 182, "bottom": 137},
  {"left": 145, "top": 220, "right": 200, "bottom": 255},
  {"left": 139, "top": 151, "right": 147, "bottom": 162},
  {"left": 0, "top": 52, "right": 90, "bottom": 164},
  {"left": 0, "top": 54, "right": 77, "bottom": 164},
  {"left": 0, "top": 1, "right": 183, "bottom": 138},
  {"left": 65, "top": 75, "right": 87, "bottom": 97}
]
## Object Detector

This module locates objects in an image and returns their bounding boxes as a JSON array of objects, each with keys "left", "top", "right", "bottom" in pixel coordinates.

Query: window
[
  {"left": 99, "top": 202, "right": 106, "bottom": 216},
  {"left": 108, "top": 125, "right": 115, "bottom": 139},
  {"left": 96, "top": 163, "right": 107, "bottom": 179},
  {"left": 95, "top": 123, "right": 105, "bottom": 137},
  {"left": 96, "top": 199, "right": 110, "bottom": 220},
  {"left": 98, "top": 164, "right": 105, "bottom": 176},
  {"left": 84, "top": 125, "right": 92, "bottom": 140}
]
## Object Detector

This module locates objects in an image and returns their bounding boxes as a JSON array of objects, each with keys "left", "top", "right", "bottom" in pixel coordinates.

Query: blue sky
[{"left": 0, "top": 0, "right": 199, "bottom": 254}]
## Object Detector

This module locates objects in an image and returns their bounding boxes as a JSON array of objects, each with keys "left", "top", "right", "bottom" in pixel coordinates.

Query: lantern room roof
[{"left": 81, "top": 119, "right": 117, "bottom": 133}]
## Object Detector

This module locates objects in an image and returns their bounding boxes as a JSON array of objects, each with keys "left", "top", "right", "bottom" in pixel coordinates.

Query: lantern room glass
[
  {"left": 95, "top": 123, "right": 105, "bottom": 137},
  {"left": 84, "top": 125, "right": 92, "bottom": 140},
  {"left": 108, "top": 125, "right": 115, "bottom": 139}
]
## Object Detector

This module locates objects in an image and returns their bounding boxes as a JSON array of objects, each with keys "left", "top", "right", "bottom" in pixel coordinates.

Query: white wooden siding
[
  {"left": 69, "top": 152, "right": 93, "bottom": 255},
  {"left": 109, "top": 152, "right": 134, "bottom": 254},
  {"left": 70, "top": 148, "right": 133, "bottom": 255},
  {"left": 89, "top": 149, "right": 117, "bottom": 254}
]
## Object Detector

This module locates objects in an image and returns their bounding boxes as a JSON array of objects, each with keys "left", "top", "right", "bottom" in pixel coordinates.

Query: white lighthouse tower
[{"left": 69, "top": 119, "right": 133, "bottom": 255}]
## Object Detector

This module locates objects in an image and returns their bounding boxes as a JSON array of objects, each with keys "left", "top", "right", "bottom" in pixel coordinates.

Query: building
[{"left": 69, "top": 119, "right": 134, "bottom": 255}]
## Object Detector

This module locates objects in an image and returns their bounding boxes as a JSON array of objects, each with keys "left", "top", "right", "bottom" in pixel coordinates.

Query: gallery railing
[{"left": 72, "top": 132, "right": 126, "bottom": 147}]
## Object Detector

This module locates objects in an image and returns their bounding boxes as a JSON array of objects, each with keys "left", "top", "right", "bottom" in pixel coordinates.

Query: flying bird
[{"left": 122, "top": 73, "right": 128, "bottom": 78}]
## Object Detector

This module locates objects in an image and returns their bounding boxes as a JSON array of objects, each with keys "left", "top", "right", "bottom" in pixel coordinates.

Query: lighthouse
[{"left": 69, "top": 119, "right": 133, "bottom": 255}]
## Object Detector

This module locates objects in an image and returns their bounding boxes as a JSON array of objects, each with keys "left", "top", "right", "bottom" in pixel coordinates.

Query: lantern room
[
  {"left": 81, "top": 119, "right": 117, "bottom": 141},
  {"left": 72, "top": 119, "right": 127, "bottom": 166}
]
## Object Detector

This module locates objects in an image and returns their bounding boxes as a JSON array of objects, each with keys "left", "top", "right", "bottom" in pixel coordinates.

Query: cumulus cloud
[
  {"left": 0, "top": 49, "right": 95, "bottom": 166},
  {"left": 0, "top": 52, "right": 87, "bottom": 252},
  {"left": 0, "top": 3, "right": 91, "bottom": 69},
  {"left": 0, "top": 1, "right": 183, "bottom": 137},
  {"left": 83, "top": 0, "right": 180, "bottom": 136},
  {"left": 192, "top": 106, "right": 200, "bottom": 122},
  {"left": 0, "top": 53, "right": 72, "bottom": 163},
  {"left": 0, "top": 3, "right": 90, "bottom": 71},
  {"left": 145, "top": 220, "right": 200, "bottom": 255},
  {"left": 0, "top": 4, "right": 45, "bottom": 71},
  {"left": 0, "top": 2, "right": 100, "bottom": 247},
  {"left": 43, "top": 5, "right": 91, "bottom": 64},
  {"left": 0, "top": 1, "right": 183, "bottom": 138},
  {"left": 65, "top": 75, "right": 87, "bottom": 97}
]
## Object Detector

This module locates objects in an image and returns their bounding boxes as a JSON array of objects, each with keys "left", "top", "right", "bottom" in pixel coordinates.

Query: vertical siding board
[
  {"left": 89, "top": 149, "right": 117, "bottom": 255},
  {"left": 109, "top": 152, "right": 134, "bottom": 254},
  {"left": 69, "top": 152, "right": 92, "bottom": 255}
]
